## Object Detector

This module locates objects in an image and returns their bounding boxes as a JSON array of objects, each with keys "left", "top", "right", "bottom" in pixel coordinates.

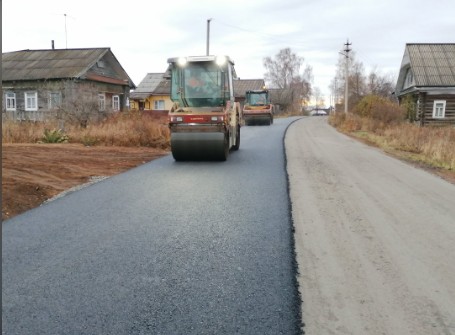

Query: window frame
[
  {"left": 98, "top": 93, "right": 106, "bottom": 111},
  {"left": 5, "top": 92, "right": 17, "bottom": 111},
  {"left": 112, "top": 95, "right": 120, "bottom": 111},
  {"left": 432, "top": 100, "right": 446, "bottom": 119},
  {"left": 49, "top": 92, "right": 62, "bottom": 109},
  {"left": 404, "top": 68, "right": 414, "bottom": 88},
  {"left": 154, "top": 99, "right": 165, "bottom": 110},
  {"left": 24, "top": 91, "right": 38, "bottom": 111}
]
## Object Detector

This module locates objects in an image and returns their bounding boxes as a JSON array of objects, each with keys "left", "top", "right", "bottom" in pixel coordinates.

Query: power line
[{"left": 213, "top": 19, "right": 310, "bottom": 49}]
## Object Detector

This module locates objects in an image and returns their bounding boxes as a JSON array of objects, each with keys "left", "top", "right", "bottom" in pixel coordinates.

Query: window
[
  {"left": 404, "top": 68, "right": 414, "bottom": 88},
  {"left": 5, "top": 92, "right": 16, "bottom": 111},
  {"left": 25, "top": 91, "right": 38, "bottom": 111},
  {"left": 154, "top": 100, "right": 165, "bottom": 110},
  {"left": 49, "top": 92, "right": 62, "bottom": 109},
  {"left": 98, "top": 94, "right": 105, "bottom": 111},
  {"left": 432, "top": 100, "right": 446, "bottom": 118},
  {"left": 112, "top": 95, "right": 120, "bottom": 111}
]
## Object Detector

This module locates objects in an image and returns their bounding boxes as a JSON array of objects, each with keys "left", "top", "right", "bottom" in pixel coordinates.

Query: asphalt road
[
  {"left": 287, "top": 117, "right": 455, "bottom": 335},
  {"left": 2, "top": 117, "right": 302, "bottom": 334}
]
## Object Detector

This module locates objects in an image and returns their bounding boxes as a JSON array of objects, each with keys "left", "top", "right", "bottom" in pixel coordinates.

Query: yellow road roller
[
  {"left": 243, "top": 89, "right": 274, "bottom": 126},
  {"left": 167, "top": 55, "right": 242, "bottom": 161}
]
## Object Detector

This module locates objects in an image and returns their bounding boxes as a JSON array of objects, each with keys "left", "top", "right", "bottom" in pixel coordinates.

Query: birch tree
[{"left": 263, "top": 48, "right": 312, "bottom": 113}]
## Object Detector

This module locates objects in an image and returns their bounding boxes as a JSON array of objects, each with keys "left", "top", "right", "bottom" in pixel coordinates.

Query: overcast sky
[{"left": 3, "top": 0, "right": 454, "bottom": 105}]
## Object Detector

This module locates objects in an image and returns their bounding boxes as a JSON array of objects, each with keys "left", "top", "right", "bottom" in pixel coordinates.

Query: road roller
[
  {"left": 243, "top": 89, "right": 274, "bottom": 125},
  {"left": 167, "top": 55, "right": 242, "bottom": 161}
]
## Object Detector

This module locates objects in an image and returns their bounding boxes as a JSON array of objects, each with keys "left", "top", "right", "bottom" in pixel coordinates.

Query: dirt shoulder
[{"left": 2, "top": 143, "right": 169, "bottom": 221}]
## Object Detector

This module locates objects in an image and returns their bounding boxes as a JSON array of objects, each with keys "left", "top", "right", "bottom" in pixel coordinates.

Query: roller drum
[{"left": 171, "top": 132, "right": 228, "bottom": 161}]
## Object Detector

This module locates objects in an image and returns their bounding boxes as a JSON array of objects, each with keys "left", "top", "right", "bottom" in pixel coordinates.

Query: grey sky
[{"left": 2, "top": 0, "right": 454, "bottom": 105}]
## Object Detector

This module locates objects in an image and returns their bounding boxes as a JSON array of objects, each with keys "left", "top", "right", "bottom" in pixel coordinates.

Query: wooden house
[
  {"left": 129, "top": 73, "right": 172, "bottom": 116},
  {"left": 395, "top": 43, "right": 455, "bottom": 126},
  {"left": 2, "top": 48, "right": 135, "bottom": 123}
]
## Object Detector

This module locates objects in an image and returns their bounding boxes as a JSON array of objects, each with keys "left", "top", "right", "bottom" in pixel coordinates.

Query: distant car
[{"left": 310, "top": 110, "right": 327, "bottom": 116}]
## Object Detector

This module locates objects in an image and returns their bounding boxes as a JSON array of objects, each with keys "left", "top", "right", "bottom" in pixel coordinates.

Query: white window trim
[
  {"left": 432, "top": 100, "right": 446, "bottom": 119},
  {"left": 24, "top": 91, "right": 38, "bottom": 111},
  {"left": 112, "top": 95, "right": 120, "bottom": 111},
  {"left": 6, "top": 92, "right": 16, "bottom": 111},
  {"left": 99, "top": 93, "right": 106, "bottom": 111}
]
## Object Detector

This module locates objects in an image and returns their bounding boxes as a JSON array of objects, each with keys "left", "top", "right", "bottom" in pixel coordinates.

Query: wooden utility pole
[{"left": 342, "top": 39, "right": 351, "bottom": 113}]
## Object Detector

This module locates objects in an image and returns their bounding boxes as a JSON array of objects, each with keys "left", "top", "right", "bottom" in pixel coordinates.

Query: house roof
[
  {"left": 2, "top": 48, "right": 135, "bottom": 88},
  {"left": 233, "top": 79, "right": 265, "bottom": 98},
  {"left": 396, "top": 43, "right": 455, "bottom": 95},
  {"left": 130, "top": 73, "right": 165, "bottom": 99},
  {"left": 153, "top": 79, "right": 171, "bottom": 95}
]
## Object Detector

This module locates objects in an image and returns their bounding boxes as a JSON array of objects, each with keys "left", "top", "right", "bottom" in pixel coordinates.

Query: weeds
[
  {"left": 329, "top": 95, "right": 455, "bottom": 170},
  {"left": 2, "top": 111, "right": 171, "bottom": 150},
  {"left": 41, "top": 129, "right": 69, "bottom": 143}
]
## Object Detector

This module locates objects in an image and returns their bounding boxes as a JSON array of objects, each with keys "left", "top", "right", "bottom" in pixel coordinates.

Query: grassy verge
[
  {"left": 329, "top": 112, "right": 455, "bottom": 173},
  {"left": 2, "top": 111, "right": 171, "bottom": 150}
]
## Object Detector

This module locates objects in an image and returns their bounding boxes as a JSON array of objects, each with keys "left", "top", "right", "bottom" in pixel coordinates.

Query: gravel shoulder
[{"left": 286, "top": 117, "right": 455, "bottom": 335}]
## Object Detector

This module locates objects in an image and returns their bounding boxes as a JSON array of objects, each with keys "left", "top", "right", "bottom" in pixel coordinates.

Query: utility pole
[
  {"left": 64, "top": 14, "right": 68, "bottom": 49},
  {"left": 342, "top": 39, "right": 351, "bottom": 113},
  {"left": 206, "top": 18, "right": 212, "bottom": 56}
]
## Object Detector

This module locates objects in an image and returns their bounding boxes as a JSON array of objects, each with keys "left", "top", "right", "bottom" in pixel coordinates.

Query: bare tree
[
  {"left": 367, "top": 68, "right": 396, "bottom": 99},
  {"left": 349, "top": 61, "right": 367, "bottom": 108},
  {"left": 331, "top": 50, "right": 397, "bottom": 112},
  {"left": 330, "top": 50, "right": 367, "bottom": 110},
  {"left": 59, "top": 81, "right": 102, "bottom": 127},
  {"left": 263, "top": 48, "right": 312, "bottom": 113},
  {"left": 312, "top": 87, "right": 325, "bottom": 109},
  {"left": 264, "top": 48, "right": 303, "bottom": 89}
]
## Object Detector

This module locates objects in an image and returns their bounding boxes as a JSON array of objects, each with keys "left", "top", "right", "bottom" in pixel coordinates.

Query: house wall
[
  {"left": 399, "top": 92, "right": 455, "bottom": 126},
  {"left": 422, "top": 94, "right": 455, "bottom": 126},
  {"left": 2, "top": 80, "right": 65, "bottom": 121},
  {"left": 2, "top": 79, "right": 129, "bottom": 123},
  {"left": 130, "top": 95, "right": 172, "bottom": 113},
  {"left": 130, "top": 99, "right": 140, "bottom": 110},
  {"left": 149, "top": 95, "right": 173, "bottom": 111}
]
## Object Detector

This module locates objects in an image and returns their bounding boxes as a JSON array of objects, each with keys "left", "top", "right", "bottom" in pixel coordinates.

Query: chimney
[{"left": 52, "top": 40, "right": 55, "bottom": 50}]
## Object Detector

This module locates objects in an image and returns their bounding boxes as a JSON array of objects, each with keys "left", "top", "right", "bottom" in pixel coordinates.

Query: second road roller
[
  {"left": 167, "top": 55, "right": 242, "bottom": 161},
  {"left": 243, "top": 89, "right": 274, "bottom": 126}
]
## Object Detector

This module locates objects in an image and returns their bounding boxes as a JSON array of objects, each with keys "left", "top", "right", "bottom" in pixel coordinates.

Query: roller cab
[{"left": 167, "top": 56, "right": 241, "bottom": 161}]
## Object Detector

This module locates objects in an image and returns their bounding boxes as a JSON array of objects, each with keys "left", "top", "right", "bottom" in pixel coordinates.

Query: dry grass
[
  {"left": 2, "top": 111, "right": 171, "bottom": 150},
  {"left": 329, "top": 112, "right": 455, "bottom": 171}
]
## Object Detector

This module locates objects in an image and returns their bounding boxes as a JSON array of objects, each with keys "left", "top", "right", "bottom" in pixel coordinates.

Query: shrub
[
  {"left": 41, "top": 129, "right": 69, "bottom": 143},
  {"left": 352, "top": 95, "right": 406, "bottom": 125}
]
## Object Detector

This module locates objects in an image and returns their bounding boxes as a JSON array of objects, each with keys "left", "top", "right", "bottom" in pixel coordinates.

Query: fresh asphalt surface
[{"left": 2, "top": 117, "right": 302, "bottom": 334}]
